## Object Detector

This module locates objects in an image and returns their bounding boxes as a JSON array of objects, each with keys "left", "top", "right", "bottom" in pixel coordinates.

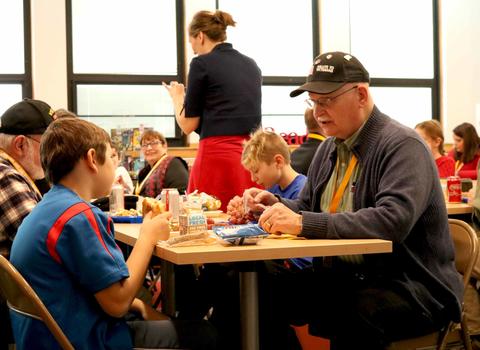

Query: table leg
[
  {"left": 240, "top": 271, "right": 259, "bottom": 350},
  {"left": 161, "top": 260, "right": 176, "bottom": 317}
]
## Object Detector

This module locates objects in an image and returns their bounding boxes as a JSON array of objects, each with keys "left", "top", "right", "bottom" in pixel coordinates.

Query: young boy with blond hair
[
  {"left": 242, "top": 129, "right": 306, "bottom": 199},
  {"left": 228, "top": 129, "right": 307, "bottom": 224},
  {"left": 229, "top": 129, "right": 309, "bottom": 270},
  {"left": 9, "top": 118, "right": 217, "bottom": 350}
]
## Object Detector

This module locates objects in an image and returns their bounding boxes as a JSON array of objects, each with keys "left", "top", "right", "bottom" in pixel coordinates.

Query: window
[
  {"left": 217, "top": 0, "right": 438, "bottom": 132},
  {"left": 321, "top": 0, "right": 439, "bottom": 128},
  {"left": 67, "top": 0, "right": 185, "bottom": 145},
  {"left": 217, "top": 0, "right": 319, "bottom": 135},
  {"left": 0, "top": 0, "right": 32, "bottom": 114}
]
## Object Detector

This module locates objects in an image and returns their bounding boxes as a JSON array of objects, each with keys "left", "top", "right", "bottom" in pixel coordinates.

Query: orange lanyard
[
  {"left": 455, "top": 160, "right": 463, "bottom": 174},
  {"left": 307, "top": 133, "right": 326, "bottom": 142},
  {"left": 329, "top": 155, "right": 358, "bottom": 213}
]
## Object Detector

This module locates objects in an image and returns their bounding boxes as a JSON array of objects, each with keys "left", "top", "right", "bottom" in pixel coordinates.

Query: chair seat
[{"left": 387, "top": 332, "right": 442, "bottom": 349}]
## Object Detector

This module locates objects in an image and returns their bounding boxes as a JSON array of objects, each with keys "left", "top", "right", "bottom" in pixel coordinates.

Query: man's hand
[{"left": 258, "top": 203, "right": 302, "bottom": 236}]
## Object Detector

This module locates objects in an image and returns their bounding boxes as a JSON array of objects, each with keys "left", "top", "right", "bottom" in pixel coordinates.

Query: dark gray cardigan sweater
[{"left": 282, "top": 106, "right": 463, "bottom": 322}]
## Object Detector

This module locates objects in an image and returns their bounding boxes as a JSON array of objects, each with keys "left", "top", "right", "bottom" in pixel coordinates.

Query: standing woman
[
  {"left": 448, "top": 122, "right": 480, "bottom": 179},
  {"left": 164, "top": 10, "right": 262, "bottom": 211}
]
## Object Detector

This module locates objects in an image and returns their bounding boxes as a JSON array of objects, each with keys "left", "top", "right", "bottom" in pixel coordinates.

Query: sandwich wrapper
[{"left": 213, "top": 223, "right": 268, "bottom": 246}]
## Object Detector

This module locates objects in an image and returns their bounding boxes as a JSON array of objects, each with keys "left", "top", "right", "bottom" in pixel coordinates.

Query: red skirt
[{"left": 188, "top": 135, "right": 260, "bottom": 212}]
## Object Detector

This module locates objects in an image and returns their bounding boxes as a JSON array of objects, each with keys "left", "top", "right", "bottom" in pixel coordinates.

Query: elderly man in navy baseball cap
[{"left": 243, "top": 52, "right": 463, "bottom": 349}]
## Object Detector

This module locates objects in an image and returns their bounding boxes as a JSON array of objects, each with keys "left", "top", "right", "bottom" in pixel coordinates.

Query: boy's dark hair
[
  {"left": 41, "top": 118, "right": 111, "bottom": 184},
  {"left": 53, "top": 108, "right": 78, "bottom": 119}
]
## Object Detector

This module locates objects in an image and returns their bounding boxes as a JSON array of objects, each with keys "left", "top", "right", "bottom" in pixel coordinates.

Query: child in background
[
  {"left": 223, "top": 129, "right": 310, "bottom": 349},
  {"left": 415, "top": 120, "right": 455, "bottom": 178},
  {"left": 228, "top": 129, "right": 307, "bottom": 223},
  {"left": 9, "top": 118, "right": 217, "bottom": 350},
  {"left": 242, "top": 129, "right": 307, "bottom": 199},
  {"left": 228, "top": 129, "right": 310, "bottom": 268},
  {"left": 111, "top": 143, "right": 134, "bottom": 194}
]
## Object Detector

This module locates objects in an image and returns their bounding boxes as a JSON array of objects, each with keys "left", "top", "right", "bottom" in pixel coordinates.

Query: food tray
[{"left": 111, "top": 216, "right": 143, "bottom": 223}]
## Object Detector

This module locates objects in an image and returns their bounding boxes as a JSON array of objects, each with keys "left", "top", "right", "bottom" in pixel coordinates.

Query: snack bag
[{"left": 213, "top": 224, "right": 268, "bottom": 246}]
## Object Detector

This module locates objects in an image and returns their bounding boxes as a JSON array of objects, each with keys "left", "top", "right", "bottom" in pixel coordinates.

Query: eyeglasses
[
  {"left": 305, "top": 85, "right": 358, "bottom": 109},
  {"left": 141, "top": 140, "right": 162, "bottom": 149},
  {"left": 25, "top": 135, "right": 41, "bottom": 144}
]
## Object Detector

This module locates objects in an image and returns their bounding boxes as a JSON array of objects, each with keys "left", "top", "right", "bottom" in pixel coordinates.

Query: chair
[
  {"left": 387, "top": 218, "right": 479, "bottom": 350},
  {"left": 0, "top": 255, "right": 74, "bottom": 350}
]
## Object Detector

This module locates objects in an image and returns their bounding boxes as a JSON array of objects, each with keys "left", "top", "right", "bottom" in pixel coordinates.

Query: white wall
[
  {"left": 31, "top": 0, "right": 68, "bottom": 111},
  {"left": 29, "top": 1, "right": 480, "bottom": 144},
  {"left": 441, "top": 0, "right": 480, "bottom": 142}
]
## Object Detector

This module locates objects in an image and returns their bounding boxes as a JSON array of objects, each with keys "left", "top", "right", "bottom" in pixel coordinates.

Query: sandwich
[{"left": 142, "top": 197, "right": 166, "bottom": 218}]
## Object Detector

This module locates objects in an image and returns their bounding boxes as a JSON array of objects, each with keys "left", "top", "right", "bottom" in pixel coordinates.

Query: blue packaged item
[
  {"left": 213, "top": 223, "right": 268, "bottom": 245},
  {"left": 111, "top": 216, "right": 143, "bottom": 223}
]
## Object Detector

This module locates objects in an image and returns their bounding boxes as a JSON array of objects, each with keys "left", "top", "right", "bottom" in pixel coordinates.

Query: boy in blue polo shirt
[
  {"left": 241, "top": 129, "right": 307, "bottom": 201},
  {"left": 240, "top": 129, "right": 310, "bottom": 271},
  {"left": 10, "top": 118, "right": 217, "bottom": 350}
]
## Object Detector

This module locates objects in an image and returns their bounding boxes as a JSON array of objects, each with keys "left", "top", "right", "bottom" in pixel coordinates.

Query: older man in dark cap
[
  {"left": 242, "top": 52, "right": 463, "bottom": 349},
  {"left": 0, "top": 98, "right": 54, "bottom": 349},
  {"left": 0, "top": 98, "right": 54, "bottom": 259}
]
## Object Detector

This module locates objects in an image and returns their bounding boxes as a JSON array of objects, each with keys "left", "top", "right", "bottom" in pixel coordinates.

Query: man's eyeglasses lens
[
  {"left": 25, "top": 135, "right": 40, "bottom": 144},
  {"left": 305, "top": 85, "right": 358, "bottom": 109}
]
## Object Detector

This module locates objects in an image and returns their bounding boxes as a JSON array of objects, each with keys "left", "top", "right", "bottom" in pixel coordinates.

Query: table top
[
  {"left": 114, "top": 223, "right": 392, "bottom": 265},
  {"left": 446, "top": 202, "right": 473, "bottom": 215}
]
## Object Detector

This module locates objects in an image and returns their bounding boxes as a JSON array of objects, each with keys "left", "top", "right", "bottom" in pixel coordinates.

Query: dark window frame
[
  {"left": 0, "top": 0, "right": 33, "bottom": 98},
  {"left": 216, "top": 0, "right": 440, "bottom": 125},
  {"left": 65, "top": 0, "right": 186, "bottom": 146},
  {"left": 368, "top": 0, "right": 440, "bottom": 121}
]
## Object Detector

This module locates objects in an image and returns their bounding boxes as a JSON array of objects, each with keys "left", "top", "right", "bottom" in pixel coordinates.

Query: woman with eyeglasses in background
[
  {"left": 448, "top": 122, "right": 480, "bottom": 179},
  {"left": 134, "top": 130, "right": 189, "bottom": 197},
  {"left": 164, "top": 10, "right": 261, "bottom": 211}
]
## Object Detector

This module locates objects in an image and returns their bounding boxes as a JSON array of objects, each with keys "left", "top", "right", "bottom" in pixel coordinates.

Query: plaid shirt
[{"left": 0, "top": 156, "right": 41, "bottom": 259}]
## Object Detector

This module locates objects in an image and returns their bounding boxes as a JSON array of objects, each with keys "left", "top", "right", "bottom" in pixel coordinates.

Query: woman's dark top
[{"left": 184, "top": 43, "right": 262, "bottom": 139}]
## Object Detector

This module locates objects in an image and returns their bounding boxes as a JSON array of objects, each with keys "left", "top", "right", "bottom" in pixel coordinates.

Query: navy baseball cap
[
  {"left": 0, "top": 98, "right": 54, "bottom": 135},
  {"left": 290, "top": 52, "right": 370, "bottom": 97}
]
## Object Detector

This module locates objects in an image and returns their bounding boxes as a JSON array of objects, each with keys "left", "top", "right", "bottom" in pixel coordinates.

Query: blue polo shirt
[
  {"left": 10, "top": 185, "right": 131, "bottom": 350},
  {"left": 268, "top": 174, "right": 307, "bottom": 200},
  {"left": 185, "top": 43, "right": 262, "bottom": 139},
  {"left": 268, "top": 174, "right": 311, "bottom": 270}
]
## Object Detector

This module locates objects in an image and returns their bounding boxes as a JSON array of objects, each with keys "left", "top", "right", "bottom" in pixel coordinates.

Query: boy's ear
[
  {"left": 273, "top": 154, "right": 285, "bottom": 168},
  {"left": 85, "top": 148, "right": 99, "bottom": 173}
]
